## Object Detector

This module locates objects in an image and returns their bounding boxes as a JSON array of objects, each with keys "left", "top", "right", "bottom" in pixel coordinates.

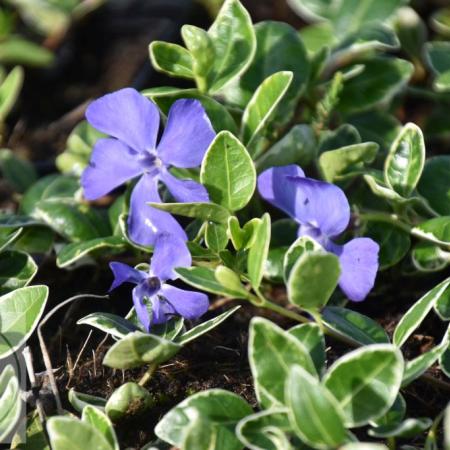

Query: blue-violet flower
[
  {"left": 81, "top": 88, "right": 216, "bottom": 245},
  {"left": 258, "top": 165, "right": 380, "bottom": 302},
  {"left": 109, "top": 233, "right": 209, "bottom": 331}
]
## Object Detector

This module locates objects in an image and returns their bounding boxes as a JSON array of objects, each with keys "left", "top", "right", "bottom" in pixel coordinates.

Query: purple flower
[
  {"left": 81, "top": 88, "right": 216, "bottom": 246},
  {"left": 109, "top": 233, "right": 209, "bottom": 331},
  {"left": 258, "top": 165, "right": 379, "bottom": 302}
]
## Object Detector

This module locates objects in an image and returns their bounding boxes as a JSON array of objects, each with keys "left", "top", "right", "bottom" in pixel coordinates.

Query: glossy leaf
[
  {"left": 201, "top": 131, "right": 256, "bottom": 212},
  {"left": 0, "top": 365, "right": 21, "bottom": 442},
  {"left": 241, "top": 71, "right": 293, "bottom": 149},
  {"left": 205, "top": 222, "right": 228, "bottom": 252},
  {"left": 103, "top": 331, "right": 181, "bottom": 369},
  {"left": 0, "top": 66, "right": 23, "bottom": 120},
  {"left": 337, "top": 58, "right": 413, "bottom": 114},
  {"left": 176, "top": 266, "right": 248, "bottom": 299},
  {"left": 57, "top": 236, "right": 126, "bottom": 268},
  {"left": 247, "top": 213, "right": 271, "bottom": 289},
  {"left": 393, "top": 278, "right": 450, "bottom": 347},
  {"left": 369, "top": 418, "right": 432, "bottom": 439},
  {"left": 82, "top": 406, "right": 119, "bottom": 450},
  {"left": 78, "top": 313, "right": 140, "bottom": 339},
  {"left": 249, "top": 317, "right": 316, "bottom": 408},
  {"left": 0, "top": 285, "right": 48, "bottom": 359},
  {"left": 149, "top": 41, "right": 194, "bottom": 79},
  {"left": 286, "top": 365, "right": 348, "bottom": 449},
  {"left": 0, "top": 250, "right": 37, "bottom": 294},
  {"left": 207, "top": 0, "right": 256, "bottom": 93},
  {"left": 322, "top": 306, "right": 390, "bottom": 346},
  {"left": 288, "top": 251, "right": 340, "bottom": 310},
  {"left": 176, "top": 306, "right": 241, "bottom": 345},
  {"left": 384, "top": 123, "right": 425, "bottom": 198},
  {"left": 323, "top": 344, "right": 404, "bottom": 427},
  {"left": 0, "top": 149, "right": 37, "bottom": 193},
  {"left": 418, "top": 155, "right": 450, "bottom": 216},
  {"left": 155, "top": 389, "right": 252, "bottom": 449},
  {"left": 105, "top": 382, "right": 154, "bottom": 422},
  {"left": 68, "top": 389, "right": 107, "bottom": 413}
]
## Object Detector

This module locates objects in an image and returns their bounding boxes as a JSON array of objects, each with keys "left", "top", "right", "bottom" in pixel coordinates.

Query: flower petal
[
  {"left": 128, "top": 174, "right": 187, "bottom": 246},
  {"left": 160, "top": 169, "right": 209, "bottom": 203},
  {"left": 257, "top": 165, "right": 306, "bottom": 219},
  {"left": 150, "top": 233, "right": 192, "bottom": 282},
  {"left": 81, "top": 138, "right": 143, "bottom": 200},
  {"left": 161, "top": 284, "right": 209, "bottom": 320},
  {"left": 157, "top": 99, "right": 216, "bottom": 168},
  {"left": 150, "top": 296, "right": 176, "bottom": 326},
  {"left": 109, "top": 262, "right": 146, "bottom": 291},
  {"left": 132, "top": 284, "right": 152, "bottom": 331},
  {"left": 333, "top": 237, "right": 380, "bottom": 302},
  {"left": 287, "top": 177, "right": 350, "bottom": 238},
  {"left": 86, "top": 88, "right": 160, "bottom": 152}
]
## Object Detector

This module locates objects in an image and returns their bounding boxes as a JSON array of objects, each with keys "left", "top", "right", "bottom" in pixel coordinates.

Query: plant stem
[
  {"left": 138, "top": 363, "right": 157, "bottom": 387},
  {"left": 387, "top": 437, "right": 396, "bottom": 450}
]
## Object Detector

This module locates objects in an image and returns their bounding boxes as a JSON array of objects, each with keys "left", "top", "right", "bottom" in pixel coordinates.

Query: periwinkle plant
[{"left": 2, "top": 0, "right": 450, "bottom": 448}]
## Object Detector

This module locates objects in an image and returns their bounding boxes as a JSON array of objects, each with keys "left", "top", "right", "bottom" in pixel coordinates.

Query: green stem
[
  {"left": 387, "top": 437, "right": 396, "bottom": 450},
  {"left": 138, "top": 363, "right": 157, "bottom": 387}
]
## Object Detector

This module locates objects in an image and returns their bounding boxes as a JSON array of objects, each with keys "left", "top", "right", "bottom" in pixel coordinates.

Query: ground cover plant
[{"left": 1, "top": 0, "right": 450, "bottom": 448}]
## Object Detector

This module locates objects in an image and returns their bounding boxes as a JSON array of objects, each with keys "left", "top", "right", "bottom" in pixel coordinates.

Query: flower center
[
  {"left": 138, "top": 151, "right": 162, "bottom": 175},
  {"left": 145, "top": 276, "right": 161, "bottom": 295}
]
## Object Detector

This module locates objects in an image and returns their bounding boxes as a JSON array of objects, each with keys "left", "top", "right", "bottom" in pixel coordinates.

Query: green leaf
[
  {"left": 32, "top": 199, "right": 109, "bottom": 242},
  {"left": 143, "top": 87, "right": 238, "bottom": 134},
  {"left": 412, "top": 243, "right": 450, "bottom": 273},
  {"left": 340, "top": 445, "right": 388, "bottom": 450},
  {"left": 181, "top": 25, "right": 215, "bottom": 92},
  {"left": 56, "top": 121, "right": 104, "bottom": 176},
  {"left": 413, "top": 217, "right": 450, "bottom": 246},
  {"left": 418, "top": 156, "right": 450, "bottom": 216},
  {"left": 337, "top": 58, "right": 413, "bottom": 115},
  {"left": 288, "top": 0, "right": 404, "bottom": 38},
  {"left": 82, "top": 406, "right": 119, "bottom": 450},
  {"left": 431, "top": 7, "right": 450, "bottom": 38},
  {"left": 46, "top": 416, "right": 114, "bottom": 450},
  {"left": 181, "top": 414, "right": 219, "bottom": 450},
  {"left": 155, "top": 389, "right": 252, "bottom": 449},
  {"left": 236, "top": 409, "right": 292, "bottom": 450},
  {"left": 21, "top": 174, "right": 80, "bottom": 215},
  {"left": 0, "top": 285, "right": 48, "bottom": 359},
  {"left": 256, "top": 125, "right": 316, "bottom": 173},
  {"left": 371, "top": 394, "right": 406, "bottom": 428},
  {"left": 228, "top": 216, "right": 260, "bottom": 250},
  {"left": 10, "top": 410, "right": 50, "bottom": 449},
  {"left": 425, "top": 42, "right": 450, "bottom": 92},
  {"left": 323, "top": 344, "right": 404, "bottom": 427},
  {"left": 0, "top": 66, "right": 23, "bottom": 121},
  {"left": 0, "top": 365, "right": 21, "bottom": 442},
  {"left": 287, "top": 365, "right": 349, "bottom": 449},
  {"left": 319, "top": 142, "right": 379, "bottom": 182},
  {"left": 384, "top": 123, "right": 425, "bottom": 198},
  {"left": 57, "top": 236, "right": 126, "bottom": 268},
  {"left": 287, "top": 251, "right": 340, "bottom": 310},
  {"left": 369, "top": 418, "right": 432, "bottom": 439},
  {"left": 0, "top": 250, "right": 37, "bottom": 294},
  {"left": 288, "top": 323, "right": 326, "bottom": 375},
  {"left": 283, "top": 236, "right": 322, "bottom": 282},
  {"left": 322, "top": 306, "right": 390, "bottom": 346},
  {"left": 215, "top": 266, "right": 248, "bottom": 296},
  {"left": 446, "top": 404, "right": 450, "bottom": 450},
  {"left": 148, "top": 201, "right": 230, "bottom": 224},
  {"left": 241, "top": 71, "right": 293, "bottom": 149},
  {"left": 205, "top": 222, "right": 228, "bottom": 252},
  {"left": 402, "top": 325, "right": 450, "bottom": 386},
  {"left": 393, "top": 278, "right": 450, "bottom": 347},
  {"left": 13, "top": 226, "right": 54, "bottom": 254},
  {"left": 435, "top": 284, "right": 450, "bottom": 320},
  {"left": 103, "top": 331, "right": 181, "bottom": 369},
  {"left": 0, "top": 149, "right": 37, "bottom": 193},
  {"left": 68, "top": 389, "right": 107, "bottom": 413},
  {"left": 223, "top": 21, "right": 309, "bottom": 111},
  {"left": 201, "top": 131, "right": 256, "bottom": 212},
  {"left": 364, "top": 222, "right": 410, "bottom": 270},
  {"left": 0, "top": 228, "right": 22, "bottom": 252},
  {"left": 176, "top": 266, "right": 248, "bottom": 298},
  {"left": 249, "top": 317, "right": 316, "bottom": 408},
  {"left": 149, "top": 41, "right": 194, "bottom": 79},
  {"left": 77, "top": 313, "right": 140, "bottom": 339},
  {"left": 247, "top": 213, "right": 271, "bottom": 289},
  {"left": 207, "top": 0, "right": 256, "bottom": 93},
  {"left": 105, "top": 382, "right": 154, "bottom": 422},
  {"left": 0, "top": 37, "right": 53, "bottom": 67},
  {"left": 176, "top": 306, "right": 241, "bottom": 345}
]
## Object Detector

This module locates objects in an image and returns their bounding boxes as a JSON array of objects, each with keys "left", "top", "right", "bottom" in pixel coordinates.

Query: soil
[{"left": 3, "top": 0, "right": 450, "bottom": 449}]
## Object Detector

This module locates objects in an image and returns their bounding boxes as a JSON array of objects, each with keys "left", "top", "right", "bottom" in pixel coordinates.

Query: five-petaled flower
[
  {"left": 109, "top": 233, "right": 209, "bottom": 331},
  {"left": 258, "top": 165, "right": 380, "bottom": 302},
  {"left": 81, "top": 88, "right": 216, "bottom": 245}
]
